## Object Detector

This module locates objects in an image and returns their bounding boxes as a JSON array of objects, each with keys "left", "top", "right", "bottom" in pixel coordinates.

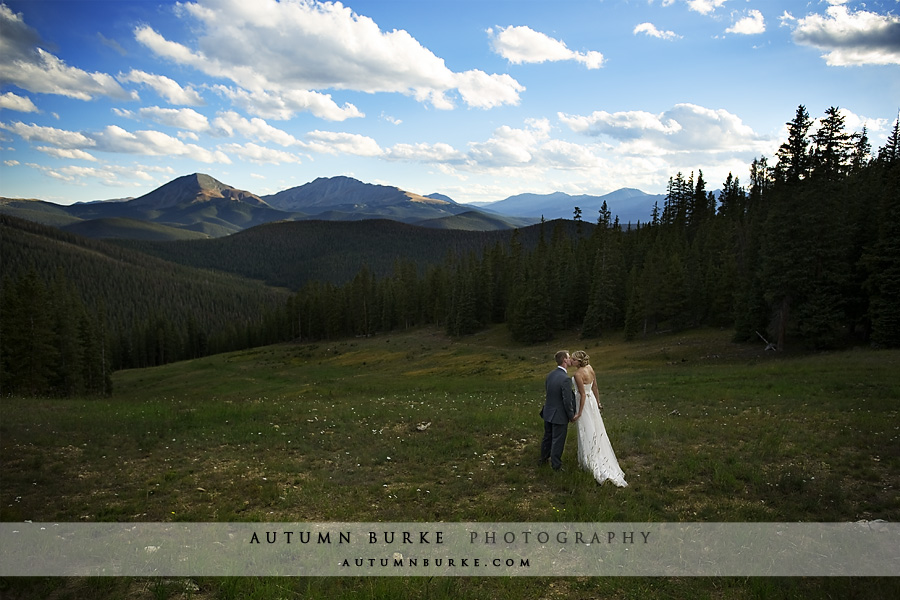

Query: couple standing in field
[{"left": 540, "top": 349, "right": 628, "bottom": 486}]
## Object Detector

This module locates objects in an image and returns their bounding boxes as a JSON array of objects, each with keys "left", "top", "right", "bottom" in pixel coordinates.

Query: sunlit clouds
[
  {"left": 0, "top": 5, "right": 134, "bottom": 101},
  {"left": 489, "top": 25, "right": 605, "bottom": 69},
  {"left": 787, "top": 4, "right": 900, "bottom": 66},
  {"left": 117, "top": 70, "right": 205, "bottom": 106},
  {"left": 633, "top": 23, "right": 682, "bottom": 41},
  {"left": 0, "top": 0, "right": 897, "bottom": 205},
  {"left": 0, "top": 91, "right": 38, "bottom": 113},
  {"left": 138, "top": 0, "right": 525, "bottom": 112},
  {"left": 727, "top": 10, "right": 766, "bottom": 35},
  {"left": 0, "top": 120, "right": 230, "bottom": 164},
  {"left": 114, "top": 107, "right": 211, "bottom": 133}
]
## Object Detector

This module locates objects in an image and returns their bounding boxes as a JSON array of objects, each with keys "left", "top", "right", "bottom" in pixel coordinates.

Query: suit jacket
[{"left": 542, "top": 367, "right": 576, "bottom": 425}]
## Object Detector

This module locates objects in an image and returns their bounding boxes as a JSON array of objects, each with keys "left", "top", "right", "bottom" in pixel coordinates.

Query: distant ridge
[
  {"left": 260, "top": 175, "right": 470, "bottom": 224},
  {"left": 415, "top": 210, "right": 526, "bottom": 231},
  {"left": 425, "top": 192, "right": 455, "bottom": 203},
  {"left": 480, "top": 187, "right": 665, "bottom": 224},
  {"left": 1, "top": 172, "right": 665, "bottom": 240},
  {"left": 263, "top": 176, "right": 423, "bottom": 211}
]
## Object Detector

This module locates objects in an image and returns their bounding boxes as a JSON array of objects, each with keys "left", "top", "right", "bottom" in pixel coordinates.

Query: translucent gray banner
[{"left": 1, "top": 522, "right": 897, "bottom": 576}]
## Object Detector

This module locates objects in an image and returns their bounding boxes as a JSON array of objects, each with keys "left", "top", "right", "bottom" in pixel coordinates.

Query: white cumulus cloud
[
  {"left": 454, "top": 70, "right": 526, "bottom": 109},
  {"left": 135, "top": 0, "right": 523, "bottom": 115},
  {"left": 633, "top": 23, "right": 682, "bottom": 41},
  {"left": 0, "top": 4, "right": 135, "bottom": 101},
  {"left": 1, "top": 120, "right": 231, "bottom": 164},
  {"left": 385, "top": 142, "right": 466, "bottom": 164},
  {"left": 686, "top": 0, "right": 728, "bottom": 16},
  {"left": 0, "top": 92, "right": 39, "bottom": 112},
  {"left": 489, "top": 25, "right": 605, "bottom": 69},
  {"left": 118, "top": 70, "right": 205, "bottom": 106},
  {"left": 219, "top": 142, "right": 301, "bottom": 165},
  {"left": 727, "top": 10, "right": 766, "bottom": 35},
  {"left": 559, "top": 103, "right": 772, "bottom": 156},
  {"left": 212, "top": 111, "right": 301, "bottom": 146},
  {"left": 0, "top": 121, "right": 95, "bottom": 149},
  {"left": 212, "top": 86, "right": 363, "bottom": 122},
  {"left": 465, "top": 119, "right": 552, "bottom": 169},
  {"left": 91, "top": 125, "right": 230, "bottom": 163},
  {"left": 301, "top": 131, "right": 384, "bottom": 157},
  {"left": 790, "top": 4, "right": 900, "bottom": 66},
  {"left": 115, "top": 107, "right": 211, "bottom": 132}
]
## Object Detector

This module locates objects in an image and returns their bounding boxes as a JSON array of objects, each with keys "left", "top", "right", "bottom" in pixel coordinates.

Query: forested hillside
[
  {"left": 3, "top": 106, "right": 898, "bottom": 397},
  {"left": 1, "top": 215, "right": 290, "bottom": 395},
  {"left": 112, "top": 219, "right": 567, "bottom": 289}
]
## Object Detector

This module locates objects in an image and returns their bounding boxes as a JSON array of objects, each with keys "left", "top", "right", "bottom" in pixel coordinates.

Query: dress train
[{"left": 575, "top": 381, "right": 627, "bottom": 487}]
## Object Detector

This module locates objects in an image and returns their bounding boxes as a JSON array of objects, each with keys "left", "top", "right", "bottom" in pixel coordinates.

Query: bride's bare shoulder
[{"left": 576, "top": 366, "right": 593, "bottom": 384}]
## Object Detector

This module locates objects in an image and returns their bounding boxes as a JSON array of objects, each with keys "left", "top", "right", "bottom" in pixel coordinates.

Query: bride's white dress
[{"left": 575, "top": 379, "right": 627, "bottom": 487}]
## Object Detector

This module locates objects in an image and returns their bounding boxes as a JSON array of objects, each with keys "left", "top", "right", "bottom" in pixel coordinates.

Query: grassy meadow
[{"left": 1, "top": 326, "right": 898, "bottom": 599}]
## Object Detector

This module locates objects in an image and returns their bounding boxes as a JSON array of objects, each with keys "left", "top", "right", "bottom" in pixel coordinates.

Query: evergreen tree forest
[
  {"left": 2, "top": 105, "right": 898, "bottom": 397},
  {"left": 286, "top": 106, "right": 900, "bottom": 351},
  {"left": 1, "top": 216, "right": 290, "bottom": 396}
]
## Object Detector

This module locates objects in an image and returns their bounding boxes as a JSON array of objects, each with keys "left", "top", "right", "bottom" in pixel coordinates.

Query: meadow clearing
[{"left": 1, "top": 326, "right": 897, "bottom": 598}]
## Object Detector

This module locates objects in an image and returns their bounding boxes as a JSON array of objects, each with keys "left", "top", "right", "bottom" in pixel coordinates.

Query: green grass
[{"left": 1, "top": 326, "right": 898, "bottom": 598}]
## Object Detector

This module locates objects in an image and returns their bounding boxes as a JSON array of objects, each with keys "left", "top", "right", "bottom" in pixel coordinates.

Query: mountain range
[
  {"left": 477, "top": 188, "right": 663, "bottom": 224},
  {"left": 0, "top": 173, "right": 664, "bottom": 241}
]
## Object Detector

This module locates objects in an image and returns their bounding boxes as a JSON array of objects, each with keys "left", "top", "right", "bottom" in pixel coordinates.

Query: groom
[{"left": 540, "top": 350, "right": 578, "bottom": 471}]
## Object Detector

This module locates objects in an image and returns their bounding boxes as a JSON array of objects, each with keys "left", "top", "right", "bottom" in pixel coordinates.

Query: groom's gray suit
[{"left": 540, "top": 364, "right": 577, "bottom": 471}]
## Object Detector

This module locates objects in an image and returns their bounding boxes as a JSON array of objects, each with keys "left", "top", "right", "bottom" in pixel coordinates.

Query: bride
[{"left": 571, "top": 350, "right": 627, "bottom": 487}]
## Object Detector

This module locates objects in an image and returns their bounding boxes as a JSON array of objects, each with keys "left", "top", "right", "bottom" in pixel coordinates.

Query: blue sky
[{"left": 1, "top": 0, "right": 899, "bottom": 206}]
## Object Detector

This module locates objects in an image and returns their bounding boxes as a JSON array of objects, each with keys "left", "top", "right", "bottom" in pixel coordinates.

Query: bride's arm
[{"left": 590, "top": 368, "right": 602, "bottom": 410}]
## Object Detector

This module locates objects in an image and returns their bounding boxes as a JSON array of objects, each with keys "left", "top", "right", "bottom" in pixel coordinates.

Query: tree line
[
  {"left": 2, "top": 105, "right": 898, "bottom": 396},
  {"left": 1, "top": 267, "right": 113, "bottom": 397},
  {"left": 282, "top": 105, "right": 900, "bottom": 350},
  {"left": 1, "top": 215, "right": 290, "bottom": 396}
]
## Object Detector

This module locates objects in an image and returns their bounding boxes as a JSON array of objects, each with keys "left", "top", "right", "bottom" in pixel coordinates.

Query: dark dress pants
[{"left": 540, "top": 420, "right": 568, "bottom": 470}]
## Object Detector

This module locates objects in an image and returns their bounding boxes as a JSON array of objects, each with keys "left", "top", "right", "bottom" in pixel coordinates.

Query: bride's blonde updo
[{"left": 572, "top": 350, "right": 590, "bottom": 366}]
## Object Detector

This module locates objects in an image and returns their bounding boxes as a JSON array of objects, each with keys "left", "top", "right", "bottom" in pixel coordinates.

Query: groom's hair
[{"left": 555, "top": 350, "right": 569, "bottom": 366}]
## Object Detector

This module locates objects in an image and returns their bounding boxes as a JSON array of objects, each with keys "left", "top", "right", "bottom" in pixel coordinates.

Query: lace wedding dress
[{"left": 575, "top": 379, "right": 628, "bottom": 487}]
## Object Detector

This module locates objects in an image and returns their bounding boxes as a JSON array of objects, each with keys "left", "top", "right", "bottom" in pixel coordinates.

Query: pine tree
[
  {"left": 812, "top": 106, "right": 852, "bottom": 180},
  {"left": 729, "top": 157, "right": 773, "bottom": 342},
  {"left": 508, "top": 272, "right": 553, "bottom": 343},
  {"left": 50, "top": 271, "right": 85, "bottom": 396},
  {"left": 423, "top": 263, "right": 450, "bottom": 327},
  {"left": 597, "top": 201, "right": 612, "bottom": 228},
  {"left": 748, "top": 157, "right": 772, "bottom": 216},
  {"left": 760, "top": 106, "right": 863, "bottom": 349},
  {"left": 348, "top": 266, "right": 375, "bottom": 337},
  {"left": 878, "top": 116, "right": 900, "bottom": 164},
  {"left": 662, "top": 172, "right": 691, "bottom": 228},
  {"left": 776, "top": 105, "right": 813, "bottom": 184},
  {"left": 688, "top": 169, "right": 713, "bottom": 232},
  {"left": 582, "top": 229, "right": 625, "bottom": 337},
  {"left": 850, "top": 126, "right": 872, "bottom": 173},
  {"left": 718, "top": 173, "right": 745, "bottom": 220},
  {"left": 2, "top": 269, "right": 58, "bottom": 395},
  {"left": 865, "top": 146, "right": 900, "bottom": 346},
  {"left": 447, "top": 257, "right": 483, "bottom": 336},
  {"left": 623, "top": 265, "right": 644, "bottom": 340}
]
